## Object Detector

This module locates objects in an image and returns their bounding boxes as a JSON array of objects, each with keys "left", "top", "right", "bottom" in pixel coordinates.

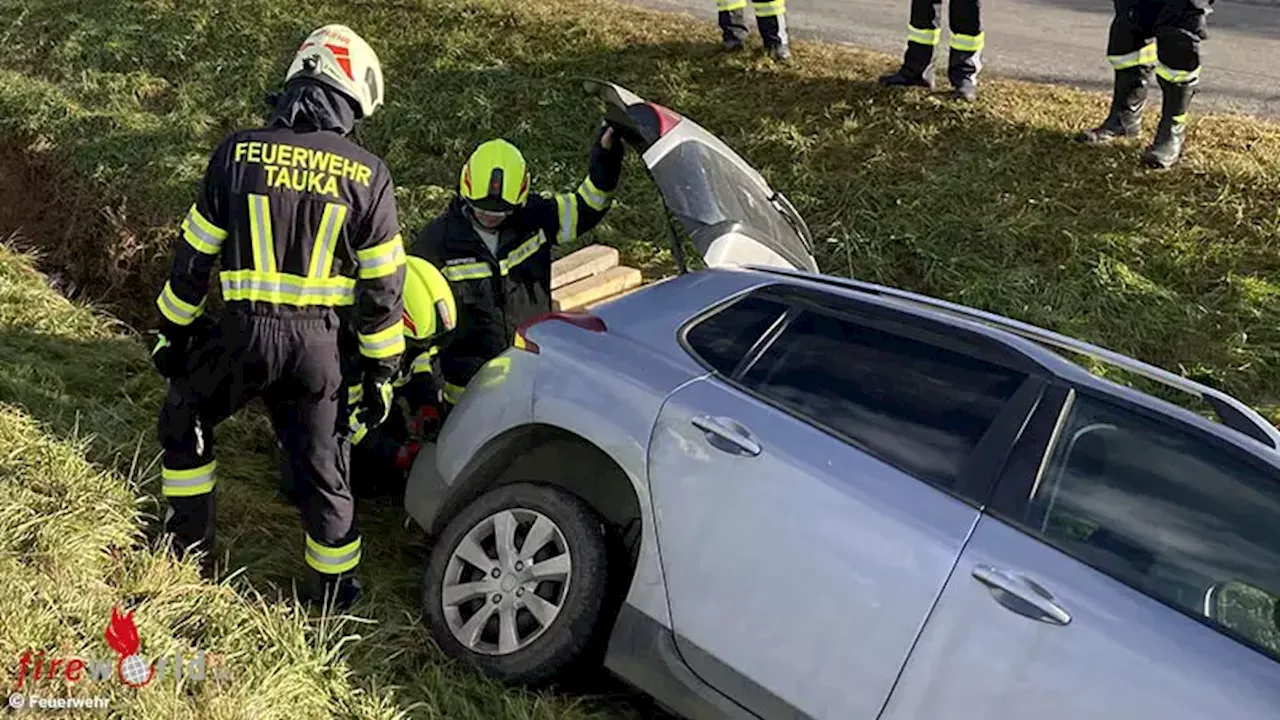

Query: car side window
[
  {"left": 738, "top": 309, "right": 1026, "bottom": 490},
  {"left": 683, "top": 293, "right": 789, "bottom": 375},
  {"left": 1021, "top": 392, "right": 1280, "bottom": 661}
]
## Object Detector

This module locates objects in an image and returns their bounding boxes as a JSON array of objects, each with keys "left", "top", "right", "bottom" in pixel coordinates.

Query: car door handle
[
  {"left": 691, "top": 415, "right": 761, "bottom": 456},
  {"left": 971, "top": 564, "right": 1072, "bottom": 626}
]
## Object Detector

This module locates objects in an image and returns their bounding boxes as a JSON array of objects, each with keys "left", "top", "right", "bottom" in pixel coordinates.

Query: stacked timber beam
[{"left": 550, "top": 244, "right": 645, "bottom": 310}]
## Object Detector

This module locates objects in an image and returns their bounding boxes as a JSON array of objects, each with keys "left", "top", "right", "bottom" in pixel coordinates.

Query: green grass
[
  {"left": 0, "top": 244, "right": 657, "bottom": 718},
  {"left": 0, "top": 0, "right": 1279, "bottom": 716}
]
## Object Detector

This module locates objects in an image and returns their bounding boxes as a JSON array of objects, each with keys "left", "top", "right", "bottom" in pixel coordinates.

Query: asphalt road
[{"left": 630, "top": 0, "right": 1280, "bottom": 118}]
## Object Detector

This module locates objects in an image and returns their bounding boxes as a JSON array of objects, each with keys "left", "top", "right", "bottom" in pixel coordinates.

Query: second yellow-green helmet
[
  {"left": 459, "top": 139, "right": 530, "bottom": 213},
  {"left": 402, "top": 257, "right": 457, "bottom": 342}
]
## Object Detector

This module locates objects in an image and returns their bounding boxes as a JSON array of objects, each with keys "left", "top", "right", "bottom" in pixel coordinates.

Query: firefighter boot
[
  {"left": 719, "top": 9, "right": 749, "bottom": 51},
  {"left": 1077, "top": 66, "right": 1151, "bottom": 144},
  {"left": 1143, "top": 77, "right": 1195, "bottom": 169},
  {"left": 305, "top": 569, "right": 364, "bottom": 612},
  {"left": 758, "top": 14, "right": 791, "bottom": 62},
  {"left": 879, "top": 42, "right": 935, "bottom": 90}
]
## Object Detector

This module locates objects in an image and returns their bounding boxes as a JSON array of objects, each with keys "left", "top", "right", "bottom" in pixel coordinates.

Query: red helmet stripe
[{"left": 323, "top": 43, "right": 355, "bottom": 80}]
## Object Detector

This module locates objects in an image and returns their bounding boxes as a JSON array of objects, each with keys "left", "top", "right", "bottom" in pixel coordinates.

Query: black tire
[{"left": 421, "top": 482, "right": 611, "bottom": 686}]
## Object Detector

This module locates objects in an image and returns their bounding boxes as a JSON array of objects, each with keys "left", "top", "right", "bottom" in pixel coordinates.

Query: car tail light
[
  {"left": 647, "top": 102, "right": 683, "bottom": 136},
  {"left": 512, "top": 311, "right": 608, "bottom": 354}
]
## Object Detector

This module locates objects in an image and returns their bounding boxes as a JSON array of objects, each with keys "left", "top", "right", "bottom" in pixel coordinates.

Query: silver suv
[{"left": 405, "top": 81, "right": 1280, "bottom": 720}]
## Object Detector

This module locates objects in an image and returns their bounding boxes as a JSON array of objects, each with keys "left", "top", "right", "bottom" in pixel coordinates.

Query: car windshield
[{"left": 649, "top": 140, "right": 806, "bottom": 254}]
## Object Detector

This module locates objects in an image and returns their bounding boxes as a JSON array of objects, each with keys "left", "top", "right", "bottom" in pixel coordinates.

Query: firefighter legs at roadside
[
  {"left": 1077, "top": 0, "right": 1207, "bottom": 169},
  {"left": 878, "top": 0, "right": 984, "bottom": 101},
  {"left": 718, "top": 0, "right": 790, "bottom": 61},
  {"left": 159, "top": 311, "right": 361, "bottom": 607}
]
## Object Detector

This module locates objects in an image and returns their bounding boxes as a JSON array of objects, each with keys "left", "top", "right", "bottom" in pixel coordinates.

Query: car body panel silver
[
  {"left": 647, "top": 375, "right": 981, "bottom": 720},
  {"left": 880, "top": 515, "right": 1280, "bottom": 720}
]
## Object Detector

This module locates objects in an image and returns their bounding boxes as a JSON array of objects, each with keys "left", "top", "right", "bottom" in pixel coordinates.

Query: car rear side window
[
  {"left": 684, "top": 293, "right": 789, "bottom": 375},
  {"left": 1019, "top": 393, "right": 1280, "bottom": 662},
  {"left": 740, "top": 309, "right": 1026, "bottom": 489}
]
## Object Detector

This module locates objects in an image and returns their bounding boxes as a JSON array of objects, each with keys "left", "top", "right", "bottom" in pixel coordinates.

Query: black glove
[
  {"left": 350, "top": 368, "right": 396, "bottom": 443},
  {"left": 151, "top": 321, "right": 192, "bottom": 380}
]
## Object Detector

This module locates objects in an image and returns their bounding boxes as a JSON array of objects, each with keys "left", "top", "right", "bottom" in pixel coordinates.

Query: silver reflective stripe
[
  {"left": 160, "top": 289, "right": 195, "bottom": 322},
  {"left": 184, "top": 216, "right": 223, "bottom": 253},
  {"left": 221, "top": 275, "right": 355, "bottom": 302},
  {"left": 306, "top": 545, "right": 361, "bottom": 568},
  {"left": 501, "top": 233, "right": 545, "bottom": 274},
  {"left": 577, "top": 181, "right": 608, "bottom": 210},
  {"left": 361, "top": 333, "right": 401, "bottom": 353},
  {"left": 162, "top": 467, "right": 215, "bottom": 491},
  {"left": 558, "top": 196, "right": 575, "bottom": 243},
  {"left": 360, "top": 245, "right": 402, "bottom": 270},
  {"left": 310, "top": 204, "right": 346, "bottom": 278},
  {"left": 251, "top": 196, "right": 267, "bottom": 270}
]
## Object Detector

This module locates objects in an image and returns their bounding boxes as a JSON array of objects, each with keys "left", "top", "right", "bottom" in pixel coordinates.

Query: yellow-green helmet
[
  {"left": 402, "top": 256, "right": 456, "bottom": 342},
  {"left": 459, "top": 139, "right": 530, "bottom": 213}
]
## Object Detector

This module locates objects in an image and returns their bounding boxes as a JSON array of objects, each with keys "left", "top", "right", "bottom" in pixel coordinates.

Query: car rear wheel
[{"left": 421, "top": 482, "right": 610, "bottom": 685}]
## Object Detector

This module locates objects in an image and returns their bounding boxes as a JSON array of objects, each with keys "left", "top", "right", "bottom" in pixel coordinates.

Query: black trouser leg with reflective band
[
  {"left": 896, "top": 0, "right": 982, "bottom": 85},
  {"left": 158, "top": 310, "right": 359, "bottom": 578},
  {"left": 718, "top": 0, "right": 786, "bottom": 46},
  {"left": 946, "top": 0, "right": 983, "bottom": 87}
]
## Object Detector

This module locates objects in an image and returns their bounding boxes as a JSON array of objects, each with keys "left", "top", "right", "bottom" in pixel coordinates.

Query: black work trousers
[
  {"left": 902, "top": 0, "right": 983, "bottom": 86},
  {"left": 158, "top": 308, "right": 360, "bottom": 576},
  {"left": 718, "top": 0, "right": 788, "bottom": 47},
  {"left": 1107, "top": 0, "right": 1209, "bottom": 79}
]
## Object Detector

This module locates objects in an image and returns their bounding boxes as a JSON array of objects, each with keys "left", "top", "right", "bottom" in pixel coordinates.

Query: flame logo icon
[{"left": 104, "top": 607, "right": 154, "bottom": 687}]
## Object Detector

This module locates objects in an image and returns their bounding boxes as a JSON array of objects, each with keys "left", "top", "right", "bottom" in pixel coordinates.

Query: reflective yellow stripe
[
  {"left": 555, "top": 195, "right": 579, "bottom": 244},
  {"left": 248, "top": 194, "right": 277, "bottom": 273},
  {"left": 1156, "top": 63, "right": 1200, "bottom": 84},
  {"left": 1108, "top": 43, "right": 1156, "bottom": 70},
  {"left": 718, "top": 0, "right": 747, "bottom": 10},
  {"left": 181, "top": 205, "right": 226, "bottom": 255},
  {"left": 908, "top": 25, "right": 941, "bottom": 46},
  {"left": 949, "top": 32, "right": 984, "bottom": 52},
  {"left": 499, "top": 232, "right": 547, "bottom": 274},
  {"left": 305, "top": 535, "right": 362, "bottom": 574},
  {"left": 162, "top": 460, "right": 216, "bottom": 497},
  {"left": 1172, "top": 113, "right": 1188, "bottom": 124},
  {"left": 357, "top": 233, "right": 406, "bottom": 280},
  {"left": 156, "top": 281, "right": 205, "bottom": 326},
  {"left": 411, "top": 353, "right": 435, "bottom": 375},
  {"left": 349, "top": 408, "right": 368, "bottom": 444},
  {"left": 754, "top": 0, "right": 785, "bottom": 17},
  {"left": 307, "top": 202, "right": 348, "bottom": 279},
  {"left": 348, "top": 384, "right": 364, "bottom": 404},
  {"left": 443, "top": 382, "right": 466, "bottom": 405},
  {"left": 442, "top": 262, "right": 493, "bottom": 282},
  {"left": 576, "top": 176, "right": 612, "bottom": 212},
  {"left": 220, "top": 269, "right": 355, "bottom": 307},
  {"left": 359, "top": 320, "right": 406, "bottom": 359}
]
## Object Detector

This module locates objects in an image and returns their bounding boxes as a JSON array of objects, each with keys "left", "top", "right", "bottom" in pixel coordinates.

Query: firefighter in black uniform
[
  {"left": 1076, "top": 0, "right": 1211, "bottom": 169},
  {"left": 409, "top": 125, "right": 624, "bottom": 408},
  {"left": 718, "top": 0, "right": 791, "bottom": 62},
  {"left": 878, "top": 0, "right": 984, "bottom": 101},
  {"left": 150, "top": 24, "right": 406, "bottom": 609}
]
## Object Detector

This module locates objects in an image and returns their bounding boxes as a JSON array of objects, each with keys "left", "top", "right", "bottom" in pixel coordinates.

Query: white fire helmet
[{"left": 285, "top": 24, "right": 385, "bottom": 119}]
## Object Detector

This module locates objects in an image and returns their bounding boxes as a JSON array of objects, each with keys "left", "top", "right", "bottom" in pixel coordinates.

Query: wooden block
[
  {"left": 584, "top": 282, "right": 647, "bottom": 310},
  {"left": 553, "top": 266, "right": 643, "bottom": 311},
  {"left": 551, "top": 245, "right": 619, "bottom": 290}
]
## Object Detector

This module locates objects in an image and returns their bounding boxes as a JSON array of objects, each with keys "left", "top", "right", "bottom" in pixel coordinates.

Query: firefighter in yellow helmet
[
  {"left": 345, "top": 256, "right": 457, "bottom": 496},
  {"left": 409, "top": 123, "right": 624, "bottom": 407}
]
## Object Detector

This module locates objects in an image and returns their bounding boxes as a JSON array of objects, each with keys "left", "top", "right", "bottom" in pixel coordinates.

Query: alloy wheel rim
[{"left": 442, "top": 508, "right": 573, "bottom": 656}]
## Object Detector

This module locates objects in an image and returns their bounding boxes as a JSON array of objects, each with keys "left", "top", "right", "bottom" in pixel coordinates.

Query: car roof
[{"left": 705, "top": 265, "right": 1280, "bottom": 461}]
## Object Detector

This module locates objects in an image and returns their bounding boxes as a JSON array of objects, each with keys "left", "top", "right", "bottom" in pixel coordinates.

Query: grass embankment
[
  {"left": 0, "top": 0, "right": 1277, "bottom": 717},
  {"left": 0, "top": 245, "right": 653, "bottom": 718}
]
